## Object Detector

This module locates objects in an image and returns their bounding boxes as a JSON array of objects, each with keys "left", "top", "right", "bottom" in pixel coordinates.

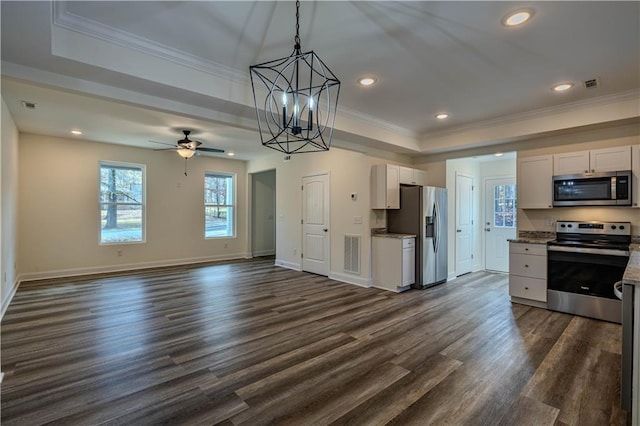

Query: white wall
[
  {"left": 1, "top": 97, "right": 19, "bottom": 315},
  {"left": 18, "top": 133, "right": 248, "bottom": 280},
  {"left": 517, "top": 125, "right": 640, "bottom": 235},
  {"left": 251, "top": 169, "right": 276, "bottom": 256},
  {"left": 446, "top": 158, "right": 482, "bottom": 278},
  {"left": 248, "top": 147, "right": 401, "bottom": 287}
]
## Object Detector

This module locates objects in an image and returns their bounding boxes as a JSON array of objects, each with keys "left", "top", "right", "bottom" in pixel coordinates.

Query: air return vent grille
[
  {"left": 583, "top": 78, "right": 599, "bottom": 89},
  {"left": 344, "top": 234, "right": 361, "bottom": 275}
]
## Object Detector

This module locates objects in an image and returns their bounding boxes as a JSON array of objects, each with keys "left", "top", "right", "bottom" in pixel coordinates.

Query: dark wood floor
[{"left": 1, "top": 258, "right": 627, "bottom": 425}]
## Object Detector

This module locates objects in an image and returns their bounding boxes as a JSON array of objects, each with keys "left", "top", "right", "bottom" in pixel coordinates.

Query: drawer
[
  {"left": 402, "top": 238, "right": 415, "bottom": 248},
  {"left": 509, "top": 276, "right": 547, "bottom": 302},
  {"left": 509, "top": 253, "right": 546, "bottom": 279},
  {"left": 509, "top": 242, "right": 546, "bottom": 256}
]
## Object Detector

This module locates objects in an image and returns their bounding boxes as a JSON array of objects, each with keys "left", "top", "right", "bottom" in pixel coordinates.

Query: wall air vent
[
  {"left": 344, "top": 234, "right": 361, "bottom": 275},
  {"left": 583, "top": 78, "right": 599, "bottom": 89},
  {"left": 21, "top": 101, "right": 37, "bottom": 110}
]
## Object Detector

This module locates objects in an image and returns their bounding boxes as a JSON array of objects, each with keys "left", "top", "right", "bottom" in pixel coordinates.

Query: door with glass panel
[{"left": 484, "top": 178, "right": 517, "bottom": 272}]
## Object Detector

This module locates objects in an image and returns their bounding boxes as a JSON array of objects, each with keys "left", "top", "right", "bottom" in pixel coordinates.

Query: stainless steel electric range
[{"left": 547, "top": 220, "right": 631, "bottom": 324}]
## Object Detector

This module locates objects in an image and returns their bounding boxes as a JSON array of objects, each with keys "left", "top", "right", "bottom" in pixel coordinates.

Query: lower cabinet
[
  {"left": 509, "top": 242, "right": 547, "bottom": 306},
  {"left": 372, "top": 236, "right": 415, "bottom": 292}
]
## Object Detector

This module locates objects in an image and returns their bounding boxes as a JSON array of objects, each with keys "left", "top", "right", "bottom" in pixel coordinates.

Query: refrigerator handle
[{"left": 433, "top": 202, "right": 438, "bottom": 252}]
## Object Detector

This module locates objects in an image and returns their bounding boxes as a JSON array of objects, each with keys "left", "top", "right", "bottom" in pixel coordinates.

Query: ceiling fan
[
  {"left": 150, "top": 130, "right": 225, "bottom": 176},
  {"left": 150, "top": 130, "right": 224, "bottom": 159}
]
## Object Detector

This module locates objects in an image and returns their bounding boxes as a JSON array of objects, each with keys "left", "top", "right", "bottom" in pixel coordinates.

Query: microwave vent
[{"left": 583, "top": 78, "right": 599, "bottom": 89}]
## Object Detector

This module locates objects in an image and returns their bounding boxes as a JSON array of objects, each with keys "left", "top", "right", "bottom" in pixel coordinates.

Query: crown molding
[
  {"left": 421, "top": 89, "right": 640, "bottom": 142},
  {"left": 51, "top": 2, "right": 247, "bottom": 85}
]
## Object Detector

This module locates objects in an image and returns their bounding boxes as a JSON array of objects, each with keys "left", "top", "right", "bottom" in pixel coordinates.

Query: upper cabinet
[
  {"left": 632, "top": 144, "right": 640, "bottom": 208},
  {"left": 518, "top": 155, "right": 553, "bottom": 209},
  {"left": 371, "top": 164, "right": 400, "bottom": 209},
  {"left": 399, "top": 166, "right": 427, "bottom": 186},
  {"left": 553, "top": 146, "right": 631, "bottom": 175}
]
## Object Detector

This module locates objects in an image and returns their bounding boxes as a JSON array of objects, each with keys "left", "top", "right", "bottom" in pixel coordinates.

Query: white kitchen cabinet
[
  {"left": 509, "top": 242, "right": 547, "bottom": 306},
  {"left": 632, "top": 144, "right": 639, "bottom": 208},
  {"left": 517, "top": 155, "right": 553, "bottom": 209},
  {"left": 553, "top": 146, "right": 631, "bottom": 175},
  {"left": 399, "top": 166, "right": 427, "bottom": 186},
  {"left": 372, "top": 236, "right": 415, "bottom": 291},
  {"left": 371, "top": 164, "right": 400, "bottom": 209}
]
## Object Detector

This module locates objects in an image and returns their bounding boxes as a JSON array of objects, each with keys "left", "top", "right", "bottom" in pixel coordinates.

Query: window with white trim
[
  {"left": 205, "top": 172, "right": 235, "bottom": 238},
  {"left": 99, "top": 162, "right": 145, "bottom": 244}
]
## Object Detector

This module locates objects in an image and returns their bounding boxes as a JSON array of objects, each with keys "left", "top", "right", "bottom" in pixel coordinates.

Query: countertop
[
  {"left": 623, "top": 244, "right": 640, "bottom": 286},
  {"left": 372, "top": 233, "right": 416, "bottom": 239},
  {"left": 508, "top": 237, "right": 554, "bottom": 245}
]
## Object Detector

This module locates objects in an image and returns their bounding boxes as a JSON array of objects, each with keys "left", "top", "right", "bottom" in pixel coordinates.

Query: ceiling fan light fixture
[
  {"left": 249, "top": 0, "right": 341, "bottom": 154},
  {"left": 177, "top": 148, "right": 196, "bottom": 159},
  {"left": 435, "top": 113, "right": 449, "bottom": 120}
]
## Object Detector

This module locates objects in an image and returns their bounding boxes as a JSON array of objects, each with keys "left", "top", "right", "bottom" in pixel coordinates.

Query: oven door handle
[{"left": 547, "top": 245, "right": 629, "bottom": 257}]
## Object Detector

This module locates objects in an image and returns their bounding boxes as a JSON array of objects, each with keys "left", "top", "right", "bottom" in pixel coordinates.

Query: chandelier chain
[{"left": 294, "top": 0, "right": 301, "bottom": 51}]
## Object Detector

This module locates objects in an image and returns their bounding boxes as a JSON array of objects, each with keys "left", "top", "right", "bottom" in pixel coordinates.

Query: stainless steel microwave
[{"left": 552, "top": 170, "right": 632, "bottom": 206}]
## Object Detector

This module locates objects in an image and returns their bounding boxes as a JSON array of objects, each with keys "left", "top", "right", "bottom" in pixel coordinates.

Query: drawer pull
[
  {"left": 525, "top": 248, "right": 529, "bottom": 251},
  {"left": 525, "top": 265, "right": 529, "bottom": 268},
  {"left": 525, "top": 287, "right": 529, "bottom": 290}
]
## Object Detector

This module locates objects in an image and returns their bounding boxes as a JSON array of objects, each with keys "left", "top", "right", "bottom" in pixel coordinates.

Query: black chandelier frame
[{"left": 249, "top": 1, "right": 341, "bottom": 154}]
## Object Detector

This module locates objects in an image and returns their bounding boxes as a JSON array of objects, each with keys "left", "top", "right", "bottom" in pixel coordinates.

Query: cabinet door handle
[
  {"left": 525, "top": 265, "right": 529, "bottom": 268},
  {"left": 456, "top": 229, "right": 462, "bottom": 233},
  {"left": 525, "top": 287, "right": 529, "bottom": 290},
  {"left": 525, "top": 248, "right": 529, "bottom": 251}
]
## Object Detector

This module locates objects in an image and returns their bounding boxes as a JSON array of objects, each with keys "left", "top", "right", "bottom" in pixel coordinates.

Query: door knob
[
  {"left": 323, "top": 228, "right": 328, "bottom": 232},
  {"left": 485, "top": 228, "right": 491, "bottom": 232}
]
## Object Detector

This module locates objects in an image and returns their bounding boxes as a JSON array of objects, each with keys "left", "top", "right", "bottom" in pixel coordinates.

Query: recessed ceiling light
[
  {"left": 227, "top": 152, "right": 235, "bottom": 156},
  {"left": 435, "top": 113, "right": 449, "bottom": 120},
  {"left": 70, "top": 130, "right": 82, "bottom": 135},
  {"left": 502, "top": 9, "right": 534, "bottom": 27},
  {"left": 358, "top": 77, "right": 377, "bottom": 87},
  {"left": 552, "top": 83, "right": 574, "bottom": 92},
  {"left": 494, "top": 152, "right": 504, "bottom": 157}
]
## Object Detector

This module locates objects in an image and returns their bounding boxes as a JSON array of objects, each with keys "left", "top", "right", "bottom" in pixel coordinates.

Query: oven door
[{"left": 547, "top": 246, "right": 629, "bottom": 299}]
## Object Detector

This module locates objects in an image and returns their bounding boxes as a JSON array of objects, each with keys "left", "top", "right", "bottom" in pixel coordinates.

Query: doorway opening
[{"left": 250, "top": 169, "right": 276, "bottom": 258}]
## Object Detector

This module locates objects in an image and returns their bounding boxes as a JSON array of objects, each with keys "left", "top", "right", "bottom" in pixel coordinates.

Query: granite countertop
[
  {"left": 623, "top": 243, "right": 640, "bottom": 286},
  {"left": 372, "top": 233, "right": 416, "bottom": 239},
  {"left": 508, "top": 231, "right": 555, "bottom": 245},
  {"left": 508, "top": 237, "right": 554, "bottom": 245}
]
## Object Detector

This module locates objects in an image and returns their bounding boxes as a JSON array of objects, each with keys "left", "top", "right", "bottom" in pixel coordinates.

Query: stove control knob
[
  {"left": 620, "top": 225, "right": 625, "bottom": 230},
  {"left": 560, "top": 224, "right": 566, "bottom": 228},
  {"left": 611, "top": 225, "right": 617, "bottom": 230},
  {"left": 567, "top": 224, "right": 573, "bottom": 228}
]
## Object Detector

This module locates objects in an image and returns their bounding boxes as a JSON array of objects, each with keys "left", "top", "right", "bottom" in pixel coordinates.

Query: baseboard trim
[
  {"left": 18, "top": 252, "right": 250, "bottom": 283},
  {"left": 274, "top": 259, "right": 301, "bottom": 271},
  {"left": 329, "top": 272, "right": 372, "bottom": 288},
  {"left": 447, "top": 272, "right": 457, "bottom": 281},
  {"left": 1, "top": 277, "right": 21, "bottom": 320}
]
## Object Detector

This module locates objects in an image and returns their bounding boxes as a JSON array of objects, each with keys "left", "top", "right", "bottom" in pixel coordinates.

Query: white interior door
[
  {"left": 483, "top": 178, "right": 517, "bottom": 272},
  {"left": 456, "top": 173, "right": 473, "bottom": 276},
  {"left": 302, "top": 173, "right": 330, "bottom": 276}
]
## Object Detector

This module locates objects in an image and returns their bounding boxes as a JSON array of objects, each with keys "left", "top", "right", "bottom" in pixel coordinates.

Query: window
[
  {"left": 205, "top": 172, "right": 235, "bottom": 238},
  {"left": 99, "top": 162, "right": 145, "bottom": 244},
  {"left": 493, "top": 183, "right": 517, "bottom": 228}
]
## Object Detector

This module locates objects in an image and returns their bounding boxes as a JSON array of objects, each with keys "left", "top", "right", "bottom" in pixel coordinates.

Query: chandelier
[{"left": 249, "top": 1, "right": 341, "bottom": 154}]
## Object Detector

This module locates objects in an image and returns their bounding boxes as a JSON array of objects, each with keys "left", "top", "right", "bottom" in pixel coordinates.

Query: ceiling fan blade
[
  {"left": 153, "top": 147, "right": 178, "bottom": 151},
  {"left": 149, "top": 140, "right": 177, "bottom": 147},
  {"left": 198, "top": 147, "right": 225, "bottom": 153}
]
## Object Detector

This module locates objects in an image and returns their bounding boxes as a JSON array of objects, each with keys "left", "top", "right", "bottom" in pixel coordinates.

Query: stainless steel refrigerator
[{"left": 387, "top": 185, "right": 448, "bottom": 289}]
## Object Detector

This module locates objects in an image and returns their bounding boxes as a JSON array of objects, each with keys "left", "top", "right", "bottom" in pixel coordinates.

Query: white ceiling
[{"left": 1, "top": 1, "right": 639, "bottom": 161}]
